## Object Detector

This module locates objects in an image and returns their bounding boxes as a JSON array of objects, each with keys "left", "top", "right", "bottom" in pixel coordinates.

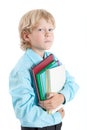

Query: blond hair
[{"left": 18, "top": 9, "right": 56, "bottom": 50}]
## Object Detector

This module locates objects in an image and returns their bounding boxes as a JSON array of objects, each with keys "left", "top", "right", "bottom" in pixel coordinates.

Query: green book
[{"left": 36, "top": 60, "right": 58, "bottom": 100}]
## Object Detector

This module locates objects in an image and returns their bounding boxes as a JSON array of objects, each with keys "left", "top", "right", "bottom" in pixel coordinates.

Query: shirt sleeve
[
  {"left": 52, "top": 54, "right": 79, "bottom": 104},
  {"left": 9, "top": 69, "right": 62, "bottom": 127},
  {"left": 59, "top": 70, "right": 79, "bottom": 104}
]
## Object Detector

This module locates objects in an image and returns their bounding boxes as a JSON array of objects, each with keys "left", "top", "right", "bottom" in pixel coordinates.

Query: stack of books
[{"left": 32, "top": 54, "right": 66, "bottom": 113}]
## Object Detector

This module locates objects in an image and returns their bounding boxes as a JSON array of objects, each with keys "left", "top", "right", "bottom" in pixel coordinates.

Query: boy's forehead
[{"left": 36, "top": 18, "right": 53, "bottom": 26}]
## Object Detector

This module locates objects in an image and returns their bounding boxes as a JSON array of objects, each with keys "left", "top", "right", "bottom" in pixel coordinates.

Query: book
[
  {"left": 31, "top": 54, "right": 54, "bottom": 101},
  {"left": 46, "top": 64, "right": 66, "bottom": 93},
  {"left": 36, "top": 64, "right": 66, "bottom": 113},
  {"left": 36, "top": 60, "right": 59, "bottom": 100},
  {"left": 46, "top": 64, "right": 66, "bottom": 114},
  {"left": 31, "top": 54, "right": 66, "bottom": 114}
]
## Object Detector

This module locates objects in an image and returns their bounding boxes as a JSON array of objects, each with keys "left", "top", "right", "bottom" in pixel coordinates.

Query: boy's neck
[{"left": 31, "top": 48, "right": 45, "bottom": 58}]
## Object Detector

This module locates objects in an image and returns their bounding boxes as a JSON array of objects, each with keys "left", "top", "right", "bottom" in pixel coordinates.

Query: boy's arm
[
  {"left": 59, "top": 70, "right": 79, "bottom": 104},
  {"left": 9, "top": 70, "right": 62, "bottom": 127}
]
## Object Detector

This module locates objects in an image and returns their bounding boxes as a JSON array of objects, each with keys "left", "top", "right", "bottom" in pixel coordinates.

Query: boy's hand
[{"left": 39, "top": 92, "right": 64, "bottom": 111}]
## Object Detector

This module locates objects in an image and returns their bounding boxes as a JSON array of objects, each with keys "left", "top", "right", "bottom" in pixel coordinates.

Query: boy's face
[{"left": 28, "top": 18, "right": 54, "bottom": 56}]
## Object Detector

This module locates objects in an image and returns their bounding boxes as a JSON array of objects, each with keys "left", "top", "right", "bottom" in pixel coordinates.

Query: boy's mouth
[{"left": 44, "top": 40, "right": 52, "bottom": 43}]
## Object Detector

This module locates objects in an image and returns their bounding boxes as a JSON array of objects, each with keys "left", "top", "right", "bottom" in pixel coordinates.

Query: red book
[{"left": 32, "top": 54, "right": 54, "bottom": 101}]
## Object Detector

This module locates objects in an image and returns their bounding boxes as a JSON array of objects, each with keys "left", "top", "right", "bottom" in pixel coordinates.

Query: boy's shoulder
[{"left": 11, "top": 51, "right": 30, "bottom": 73}]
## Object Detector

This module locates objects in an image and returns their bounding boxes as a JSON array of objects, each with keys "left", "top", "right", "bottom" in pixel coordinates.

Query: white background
[{"left": 0, "top": 0, "right": 87, "bottom": 129}]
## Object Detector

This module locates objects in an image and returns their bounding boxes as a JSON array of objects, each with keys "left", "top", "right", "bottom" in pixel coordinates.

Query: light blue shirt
[{"left": 9, "top": 48, "right": 79, "bottom": 128}]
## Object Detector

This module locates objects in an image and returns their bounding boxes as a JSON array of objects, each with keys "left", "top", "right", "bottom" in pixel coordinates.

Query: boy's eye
[
  {"left": 37, "top": 28, "right": 54, "bottom": 33},
  {"left": 38, "top": 28, "right": 44, "bottom": 31},
  {"left": 48, "top": 28, "right": 54, "bottom": 32}
]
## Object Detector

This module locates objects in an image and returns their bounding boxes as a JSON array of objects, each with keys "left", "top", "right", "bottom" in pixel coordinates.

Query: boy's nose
[{"left": 45, "top": 30, "right": 51, "bottom": 36}]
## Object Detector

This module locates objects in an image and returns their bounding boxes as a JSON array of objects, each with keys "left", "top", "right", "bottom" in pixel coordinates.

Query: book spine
[{"left": 32, "top": 71, "right": 40, "bottom": 101}]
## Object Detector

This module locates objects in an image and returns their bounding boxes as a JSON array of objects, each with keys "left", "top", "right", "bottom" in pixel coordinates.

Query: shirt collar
[{"left": 26, "top": 48, "right": 46, "bottom": 66}]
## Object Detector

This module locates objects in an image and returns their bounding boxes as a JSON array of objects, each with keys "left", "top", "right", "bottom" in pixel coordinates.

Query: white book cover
[
  {"left": 46, "top": 64, "right": 66, "bottom": 114},
  {"left": 46, "top": 64, "right": 66, "bottom": 93}
]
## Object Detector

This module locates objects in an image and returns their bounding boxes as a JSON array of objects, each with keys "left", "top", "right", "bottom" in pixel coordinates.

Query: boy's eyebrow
[{"left": 36, "top": 25, "right": 54, "bottom": 28}]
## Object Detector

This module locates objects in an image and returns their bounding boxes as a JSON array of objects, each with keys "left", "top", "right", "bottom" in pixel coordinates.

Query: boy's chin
[{"left": 45, "top": 46, "right": 52, "bottom": 50}]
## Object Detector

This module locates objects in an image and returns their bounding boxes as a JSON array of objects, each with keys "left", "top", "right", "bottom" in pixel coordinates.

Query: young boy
[{"left": 9, "top": 9, "right": 79, "bottom": 130}]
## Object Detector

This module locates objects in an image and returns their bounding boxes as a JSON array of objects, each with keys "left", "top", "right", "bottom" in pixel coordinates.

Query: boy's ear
[{"left": 22, "top": 30, "right": 30, "bottom": 42}]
